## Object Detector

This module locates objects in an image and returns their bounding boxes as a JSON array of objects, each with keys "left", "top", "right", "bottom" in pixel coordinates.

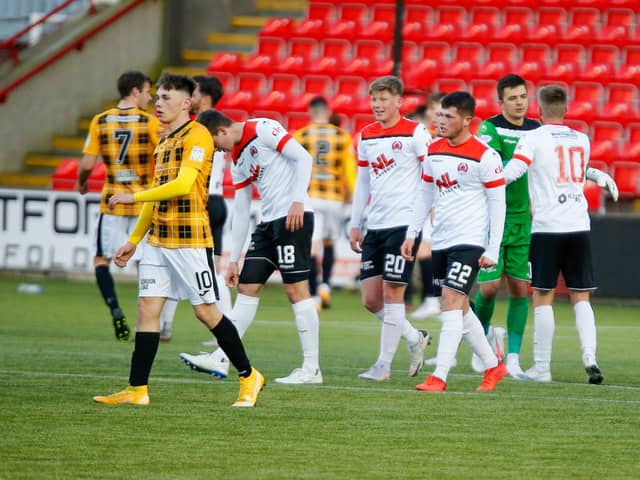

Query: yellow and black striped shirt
[
  {"left": 147, "top": 120, "right": 214, "bottom": 249},
  {"left": 83, "top": 106, "right": 159, "bottom": 216},
  {"left": 294, "top": 123, "right": 356, "bottom": 202}
]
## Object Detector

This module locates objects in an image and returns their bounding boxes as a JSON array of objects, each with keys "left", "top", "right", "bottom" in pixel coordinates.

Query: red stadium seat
[
  {"left": 256, "top": 37, "right": 286, "bottom": 58},
  {"left": 223, "top": 109, "right": 249, "bottom": 122},
  {"left": 538, "top": 7, "right": 567, "bottom": 30},
  {"left": 51, "top": 159, "right": 79, "bottom": 191},
  {"left": 581, "top": 45, "right": 619, "bottom": 83},
  {"left": 353, "top": 113, "right": 376, "bottom": 134},
  {"left": 207, "top": 52, "right": 243, "bottom": 76},
  {"left": 354, "top": 40, "right": 387, "bottom": 61},
  {"left": 486, "top": 43, "right": 518, "bottom": 69},
  {"left": 406, "top": 5, "right": 433, "bottom": 25},
  {"left": 620, "top": 123, "right": 640, "bottom": 162},
  {"left": 565, "top": 119, "right": 590, "bottom": 134},
  {"left": 286, "top": 112, "right": 311, "bottom": 132},
  {"left": 222, "top": 73, "right": 267, "bottom": 111},
  {"left": 292, "top": 19, "right": 326, "bottom": 40},
  {"left": 469, "top": 7, "right": 501, "bottom": 27},
  {"left": 437, "top": 6, "right": 467, "bottom": 27},
  {"left": 602, "top": 83, "right": 639, "bottom": 123},
  {"left": 259, "top": 18, "right": 295, "bottom": 38},
  {"left": 208, "top": 72, "right": 235, "bottom": 94},
  {"left": 611, "top": 161, "right": 640, "bottom": 197},
  {"left": 443, "top": 42, "right": 484, "bottom": 81},
  {"left": 420, "top": 41, "right": 450, "bottom": 66},
  {"left": 618, "top": 46, "right": 640, "bottom": 83},
  {"left": 470, "top": 80, "right": 499, "bottom": 118},
  {"left": 568, "top": 82, "right": 604, "bottom": 122},
  {"left": 436, "top": 78, "right": 467, "bottom": 93},
  {"left": 569, "top": 8, "right": 601, "bottom": 29},
  {"left": 605, "top": 8, "right": 636, "bottom": 29},
  {"left": 308, "top": 2, "right": 336, "bottom": 22},
  {"left": 545, "top": 44, "right": 585, "bottom": 83},
  {"left": 290, "top": 38, "right": 318, "bottom": 58},
  {"left": 321, "top": 38, "right": 352, "bottom": 61},
  {"left": 338, "top": 3, "right": 370, "bottom": 24},
  {"left": 257, "top": 74, "right": 300, "bottom": 111},
  {"left": 325, "top": 19, "right": 358, "bottom": 41},
  {"left": 291, "top": 75, "right": 334, "bottom": 111},
  {"left": 251, "top": 110, "right": 285, "bottom": 124},
  {"left": 516, "top": 44, "right": 552, "bottom": 82},
  {"left": 590, "top": 121, "right": 624, "bottom": 163},
  {"left": 504, "top": 7, "right": 535, "bottom": 28},
  {"left": 371, "top": 3, "right": 395, "bottom": 23},
  {"left": 336, "top": 76, "right": 367, "bottom": 96}
]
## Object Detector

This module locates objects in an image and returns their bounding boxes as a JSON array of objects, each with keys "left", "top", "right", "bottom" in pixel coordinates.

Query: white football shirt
[
  {"left": 512, "top": 124, "right": 591, "bottom": 233},
  {"left": 208, "top": 151, "right": 226, "bottom": 196},
  {"left": 424, "top": 136, "right": 505, "bottom": 251},
  {"left": 230, "top": 118, "right": 312, "bottom": 222},
  {"left": 357, "top": 117, "right": 431, "bottom": 229}
]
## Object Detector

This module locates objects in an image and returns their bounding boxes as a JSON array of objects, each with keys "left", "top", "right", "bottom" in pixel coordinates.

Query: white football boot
[
  {"left": 358, "top": 362, "right": 391, "bottom": 381},
  {"left": 407, "top": 330, "right": 431, "bottom": 377},
  {"left": 275, "top": 368, "right": 323, "bottom": 385},
  {"left": 179, "top": 351, "right": 229, "bottom": 379}
]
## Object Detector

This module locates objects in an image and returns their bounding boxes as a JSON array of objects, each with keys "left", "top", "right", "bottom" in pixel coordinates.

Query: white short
[
  {"left": 311, "top": 198, "right": 345, "bottom": 243},
  {"left": 138, "top": 245, "right": 218, "bottom": 305},
  {"left": 95, "top": 214, "right": 144, "bottom": 261}
]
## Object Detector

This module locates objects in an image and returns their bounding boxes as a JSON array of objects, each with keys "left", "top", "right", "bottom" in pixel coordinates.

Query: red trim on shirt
[
  {"left": 428, "top": 136, "right": 489, "bottom": 160},
  {"left": 357, "top": 160, "right": 369, "bottom": 167},
  {"left": 484, "top": 178, "right": 506, "bottom": 188},
  {"left": 512, "top": 153, "right": 532, "bottom": 165},
  {"left": 232, "top": 120, "right": 258, "bottom": 163},
  {"left": 234, "top": 177, "right": 254, "bottom": 190},
  {"left": 418, "top": 154, "right": 425, "bottom": 163},
  {"left": 276, "top": 133, "right": 293, "bottom": 153},
  {"left": 423, "top": 174, "right": 434, "bottom": 183},
  {"left": 360, "top": 117, "right": 419, "bottom": 140}
]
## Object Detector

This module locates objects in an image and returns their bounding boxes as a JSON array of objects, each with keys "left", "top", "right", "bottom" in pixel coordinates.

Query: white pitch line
[{"left": 1, "top": 369, "right": 639, "bottom": 406}]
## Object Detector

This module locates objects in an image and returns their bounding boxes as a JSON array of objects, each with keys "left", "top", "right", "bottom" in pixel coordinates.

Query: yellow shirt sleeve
[
  {"left": 343, "top": 133, "right": 357, "bottom": 195},
  {"left": 149, "top": 115, "right": 160, "bottom": 147},
  {"left": 133, "top": 165, "right": 199, "bottom": 202},
  {"left": 181, "top": 123, "right": 214, "bottom": 171},
  {"left": 82, "top": 114, "right": 101, "bottom": 156},
  {"left": 128, "top": 201, "right": 154, "bottom": 245}
]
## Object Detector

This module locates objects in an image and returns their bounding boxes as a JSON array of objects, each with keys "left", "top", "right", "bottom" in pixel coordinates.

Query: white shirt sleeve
[
  {"left": 505, "top": 135, "right": 535, "bottom": 184},
  {"left": 229, "top": 185, "right": 252, "bottom": 263},
  {"left": 350, "top": 140, "right": 370, "bottom": 229},
  {"left": 407, "top": 160, "right": 434, "bottom": 239},
  {"left": 480, "top": 149, "right": 506, "bottom": 263},
  {"left": 279, "top": 136, "right": 313, "bottom": 203}
]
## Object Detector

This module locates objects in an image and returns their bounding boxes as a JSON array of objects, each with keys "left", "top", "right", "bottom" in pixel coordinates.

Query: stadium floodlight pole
[{"left": 392, "top": 0, "right": 405, "bottom": 78}]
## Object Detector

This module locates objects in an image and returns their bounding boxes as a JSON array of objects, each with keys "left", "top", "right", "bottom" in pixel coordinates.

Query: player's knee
[
  {"left": 94, "top": 256, "right": 109, "bottom": 268},
  {"left": 480, "top": 281, "right": 500, "bottom": 299},
  {"left": 283, "top": 281, "right": 310, "bottom": 304}
]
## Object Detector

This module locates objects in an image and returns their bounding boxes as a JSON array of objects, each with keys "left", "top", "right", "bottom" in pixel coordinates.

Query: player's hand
[
  {"left": 401, "top": 238, "right": 415, "bottom": 260},
  {"left": 114, "top": 242, "right": 137, "bottom": 268},
  {"left": 286, "top": 201, "right": 305, "bottom": 232},
  {"left": 108, "top": 193, "right": 135, "bottom": 210},
  {"left": 76, "top": 181, "right": 88, "bottom": 195},
  {"left": 349, "top": 227, "right": 363, "bottom": 253},
  {"left": 596, "top": 172, "right": 619, "bottom": 202},
  {"left": 226, "top": 262, "right": 240, "bottom": 288},
  {"left": 478, "top": 255, "right": 497, "bottom": 269}
]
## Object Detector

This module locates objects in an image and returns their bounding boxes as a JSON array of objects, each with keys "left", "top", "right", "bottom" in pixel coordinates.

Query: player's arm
[
  {"left": 481, "top": 151, "right": 507, "bottom": 266},
  {"left": 348, "top": 154, "right": 370, "bottom": 253},
  {"left": 113, "top": 201, "right": 153, "bottom": 268},
  {"left": 77, "top": 115, "right": 100, "bottom": 194},
  {"left": 227, "top": 182, "right": 253, "bottom": 287},
  {"left": 402, "top": 165, "right": 435, "bottom": 260},
  {"left": 586, "top": 166, "right": 619, "bottom": 202},
  {"left": 477, "top": 120, "right": 503, "bottom": 158},
  {"left": 504, "top": 136, "right": 534, "bottom": 184}
]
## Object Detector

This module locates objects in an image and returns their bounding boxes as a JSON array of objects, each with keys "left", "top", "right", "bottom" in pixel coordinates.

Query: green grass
[{"left": 1, "top": 275, "right": 639, "bottom": 480}]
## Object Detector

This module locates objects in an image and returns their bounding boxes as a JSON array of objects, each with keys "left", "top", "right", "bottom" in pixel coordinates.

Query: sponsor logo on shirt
[
  {"left": 250, "top": 145, "right": 258, "bottom": 157},
  {"left": 371, "top": 153, "right": 395, "bottom": 176},
  {"left": 392, "top": 140, "right": 403, "bottom": 152},
  {"left": 457, "top": 162, "right": 468, "bottom": 173},
  {"left": 436, "top": 172, "right": 459, "bottom": 192},
  {"left": 190, "top": 146, "right": 205, "bottom": 162}
]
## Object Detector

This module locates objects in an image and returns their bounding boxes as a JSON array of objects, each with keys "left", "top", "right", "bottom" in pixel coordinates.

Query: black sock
[
  {"left": 95, "top": 265, "right": 120, "bottom": 312},
  {"left": 321, "top": 245, "right": 334, "bottom": 285},
  {"left": 211, "top": 316, "right": 252, "bottom": 377},
  {"left": 309, "top": 256, "right": 318, "bottom": 296},
  {"left": 404, "top": 279, "right": 414, "bottom": 305},
  {"left": 129, "top": 332, "right": 160, "bottom": 386},
  {"left": 419, "top": 258, "right": 435, "bottom": 298}
]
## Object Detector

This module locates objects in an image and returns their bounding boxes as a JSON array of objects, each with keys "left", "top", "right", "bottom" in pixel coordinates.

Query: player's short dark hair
[
  {"left": 197, "top": 110, "right": 233, "bottom": 134},
  {"left": 117, "top": 71, "right": 151, "bottom": 98},
  {"left": 193, "top": 75, "right": 224, "bottom": 106},
  {"left": 441, "top": 91, "right": 476, "bottom": 117},
  {"left": 329, "top": 113, "right": 342, "bottom": 127},
  {"left": 309, "top": 96, "right": 329, "bottom": 109},
  {"left": 538, "top": 85, "right": 567, "bottom": 118},
  {"left": 413, "top": 104, "right": 428, "bottom": 119},
  {"left": 426, "top": 92, "right": 446, "bottom": 107},
  {"left": 156, "top": 73, "right": 196, "bottom": 97},
  {"left": 497, "top": 74, "right": 527, "bottom": 101},
  {"left": 369, "top": 75, "right": 403, "bottom": 96}
]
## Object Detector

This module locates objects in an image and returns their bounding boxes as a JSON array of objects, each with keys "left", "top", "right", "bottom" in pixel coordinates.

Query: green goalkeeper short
[{"left": 477, "top": 222, "right": 531, "bottom": 284}]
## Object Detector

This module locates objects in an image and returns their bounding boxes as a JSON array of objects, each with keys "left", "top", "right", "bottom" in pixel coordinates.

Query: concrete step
[
  {"left": 163, "top": 65, "right": 208, "bottom": 77},
  {"left": 255, "top": 0, "right": 306, "bottom": 13},
  {"left": 0, "top": 172, "right": 51, "bottom": 189},
  {"left": 181, "top": 49, "right": 219, "bottom": 63},
  {"left": 207, "top": 32, "right": 256, "bottom": 47},
  {"left": 51, "top": 136, "right": 85, "bottom": 152},
  {"left": 25, "top": 153, "right": 74, "bottom": 169},
  {"left": 231, "top": 15, "right": 270, "bottom": 28}
]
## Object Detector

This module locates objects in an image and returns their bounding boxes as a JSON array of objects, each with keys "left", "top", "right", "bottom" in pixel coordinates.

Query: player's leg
[
  {"left": 180, "top": 223, "right": 274, "bottom": 378},
  {"left": 564, "top": 232, "right": 602, "bottom": 384},
  {"left": 269, "top": 212, "right": 321, "bottom": 384},
  {"left": 473, "top": 239, "right": 505, "bottom": 335},
  {"left": 93, "top": 214, "right": 130, "bottom": 341},
  {"left": 525, "top": 233, "right": 561, "bottom": 382},
  {"left": 171, "top": 247, "right": 263, "bottom": 407},
  {"left": 318, "top": 200, "right": 342, "bottom": 308}
]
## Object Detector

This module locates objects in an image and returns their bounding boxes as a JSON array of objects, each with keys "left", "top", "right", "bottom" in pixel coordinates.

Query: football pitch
[{"left": 1, "top": 275, "right": 639, "bottom": 479}]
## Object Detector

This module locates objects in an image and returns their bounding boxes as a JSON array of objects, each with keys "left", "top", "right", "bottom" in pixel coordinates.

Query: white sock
[
  {"left": 432, "top": 310, "right": 463, "bottom": 382},
  {"left": 212, "top": 293, "right": 259, "bottom": 362},
  {"left": 506, "top": 353, "right": 520, "bottom": 366},
  {"left": 159, "top": 299, "right": 178, "bottom": 330},
  {"left": 533, "top": 305, "right": 555, "bottom": 371},
  {"left": 574, "top": 300, "right": 597, "bottom": 367},
  {"left": 374, "top": 308, "right": 419, "bottom": 344},
  {"left": 462, "top": 309, "right": 498, "bottom": 370},
  {"left": 376, "top": 303, "right": 405, "bottom": 368},
  {"left": 293, "top": 298, "right": 320, "bottom": 373},
  {"left": 215, "top": 273, "right": 232, "bottom": 316}
]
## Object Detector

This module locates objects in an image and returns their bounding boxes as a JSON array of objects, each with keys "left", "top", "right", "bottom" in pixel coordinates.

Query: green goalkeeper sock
[
  {"left": 507, "top": 297, "right": 529, "bottom": 354},
  {"left": 473, "top": 290, "right": 495, "bottom": 335}
]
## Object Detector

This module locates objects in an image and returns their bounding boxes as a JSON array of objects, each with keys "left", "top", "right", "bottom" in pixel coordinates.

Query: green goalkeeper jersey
[{"left": 478, "top": 114, "right": 541, "bottom": 224}]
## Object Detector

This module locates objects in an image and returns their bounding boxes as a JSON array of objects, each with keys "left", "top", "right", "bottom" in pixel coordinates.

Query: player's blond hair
[
  {"left": 538, "top": 85, "right": 567, "bottom": 118},
  {"left": 369, "top": 76, "right": 403, "bottom": 96}
]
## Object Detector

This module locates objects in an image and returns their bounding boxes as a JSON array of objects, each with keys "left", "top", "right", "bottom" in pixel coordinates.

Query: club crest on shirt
[
  {"left": 458, "top": 162, "right": 469, "bottom": 173},
  {"left": 392, "top": 140, "right": 402, "bottom": 152},
  {"left": 250, "top": 145, "right": 258, "bottom": 157}
]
